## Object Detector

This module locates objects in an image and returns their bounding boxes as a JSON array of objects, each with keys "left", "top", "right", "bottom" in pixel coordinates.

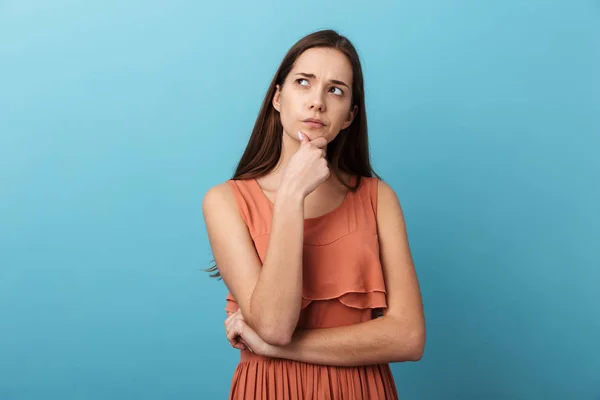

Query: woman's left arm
[{"left": 229, "top": 180, "right": 426, "bottom": 367}]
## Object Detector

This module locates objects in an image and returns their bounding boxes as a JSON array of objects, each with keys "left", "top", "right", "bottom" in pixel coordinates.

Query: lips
[{"left": 303, "top": 118, "right": 325, "bottom": 128}]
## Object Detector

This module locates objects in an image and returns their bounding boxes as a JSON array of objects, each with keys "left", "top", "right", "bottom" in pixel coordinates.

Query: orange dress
[{"left": 224, "top": 176, "right": 398, "bottom": 400}]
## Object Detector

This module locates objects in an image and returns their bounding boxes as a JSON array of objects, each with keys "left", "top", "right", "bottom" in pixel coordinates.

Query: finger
[
  {"left": 309, "top": 137, "right": 328, "bottom": 149},
  {"left": 225, "top": 310, "right": 242, "bottom": 330},
  {"left": 236, "top": 309, "right": 245, "bottom": 320},
  {"left": 238, "top": 323, "right": 262, "bottom": 354},
  {"left": 225, "top": 314, "right": 234, "bottom": 331},
  {"left": 226, "top": 323, "right": 246, "bottom": 351},
  {"left": 226, "top": 319, "right": 242, "bottom": 341},
  {"left": 228, "top": 320, "right": 248, "bottom": 350},
  {"left": 225, "top": 316, "right": 238, "bottom": 335},
  {"left": 297, "top": 131, "right": 310, "bottom": 144},
  {"left": 227, "top": 329, "right": 244, "bottom": 350},
  {"left": 231, "top": 338, "right": 247, "bottom": 351},
  {"left": 239, "top": 339, "right": 253, "bottom": 353},
  {"left": 226, "top": 326, "right": 237, "bottom": 343},
  {"left": 228, "top": 334, "right": 247, "bottom": 351},
  {"left": 235, "top": 324, "right": 252, "bottom": 352},
  {"left": 233, "top": 311, "right": 244, "bottom": 325}
]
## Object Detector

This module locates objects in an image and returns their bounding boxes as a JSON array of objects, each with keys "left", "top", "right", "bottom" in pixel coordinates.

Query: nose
[{"left": 309, "top": 91, "right": 325, "bottom": 112}]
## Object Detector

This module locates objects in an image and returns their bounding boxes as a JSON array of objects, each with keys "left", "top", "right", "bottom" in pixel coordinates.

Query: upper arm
[
  {"left": 376, "top": 180, "right": 426, "bottom": 338},
  {"left": 202, "top": 183, "right": 262, "bottom": 321}
]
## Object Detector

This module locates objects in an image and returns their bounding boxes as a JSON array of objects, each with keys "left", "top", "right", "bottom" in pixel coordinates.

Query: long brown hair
[{"left": 206, "top": 29, "right": 379, "bottom": 278}]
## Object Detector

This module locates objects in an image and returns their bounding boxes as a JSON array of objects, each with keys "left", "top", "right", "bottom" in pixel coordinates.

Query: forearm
[
  {"left": 249, "top": 188, "right": 304, "bottom": 345},
  {"left": 270, "top": 315, "right": 425, "bottom": 367}
]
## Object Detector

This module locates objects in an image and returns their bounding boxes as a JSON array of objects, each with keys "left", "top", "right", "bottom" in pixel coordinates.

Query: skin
[
  {"left": 204, "top": 47, "right": 426, "bottom": 366},
  {"left": 256, "top": 46, "right": 359, "bottom": 211}
]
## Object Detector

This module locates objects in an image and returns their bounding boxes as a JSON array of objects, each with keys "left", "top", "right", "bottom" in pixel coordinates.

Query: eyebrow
[{"left": 295, "top": 72, "right": 350, "bottom": 90}]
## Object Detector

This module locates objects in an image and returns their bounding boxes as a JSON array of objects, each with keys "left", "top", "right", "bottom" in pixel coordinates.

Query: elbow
[
  {"left": 405, "top": 330, "right": 426, "bottom": 361},
  {"left": 265, "top": 334, "right": 293, "bottom": 347},
  {"left": 256, "top": 324, "right": 294, "bottom": 347},
  {"left": 247, "top": 300, "right": 301, "bottom": 346},
  {"left": 247, "top": 300, "right": 299, "bottom": 346},
  {"left": 387, "top": 315, "right": 426, "bottom": 362}
]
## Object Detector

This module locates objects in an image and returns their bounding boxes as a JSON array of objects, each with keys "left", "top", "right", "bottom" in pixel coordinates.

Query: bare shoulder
[
  {"left": 202, "top": 180, "right": 249, "bottom": 236},
  {"left": 375, "top": 179, "right": 396, "bottom": 197},
  {"left": 375, "top": 179, "right": 404, "bottom": 217},
  {"left": 202, "top": 181, "right": 236, "bottom": 215}
]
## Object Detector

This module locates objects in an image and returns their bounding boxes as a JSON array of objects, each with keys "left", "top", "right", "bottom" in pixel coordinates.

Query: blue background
[{"left": 1, "top": 1, "right": 598, "bottom": 399}]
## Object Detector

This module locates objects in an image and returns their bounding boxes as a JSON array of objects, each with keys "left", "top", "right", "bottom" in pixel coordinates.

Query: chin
[{"left": 302, "top": 131, "right": 327, "bottom": 141}]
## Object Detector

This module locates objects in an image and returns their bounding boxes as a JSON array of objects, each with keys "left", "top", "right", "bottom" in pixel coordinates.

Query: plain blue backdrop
[{"left": 1, "top": 1, "right": 598, "bottom": 399}]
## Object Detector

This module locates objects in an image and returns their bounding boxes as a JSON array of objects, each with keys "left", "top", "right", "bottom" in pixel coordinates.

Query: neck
[{"left": 261, "top": 131, "right": 346, "bottom": 191}]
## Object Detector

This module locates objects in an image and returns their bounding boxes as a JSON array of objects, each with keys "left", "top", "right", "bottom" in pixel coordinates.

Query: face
[{"left": 272, "top": 47, "right": 357, "bottom": 143}]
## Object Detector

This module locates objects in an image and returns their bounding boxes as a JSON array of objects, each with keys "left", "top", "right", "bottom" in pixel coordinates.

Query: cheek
[
  {"left": 278, "top": 92, "right": 301, "bottom": 123},
  {"left": 331, "top": 105, "right": 351, "bottom": 125},
  {"left": 281, "top": 90, "right": 302, "bottom": 110}
]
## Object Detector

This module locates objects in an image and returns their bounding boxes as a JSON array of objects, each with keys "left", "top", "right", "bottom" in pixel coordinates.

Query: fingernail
[{"left": 297, "top": 131, "right": 303, "bottom": 140}]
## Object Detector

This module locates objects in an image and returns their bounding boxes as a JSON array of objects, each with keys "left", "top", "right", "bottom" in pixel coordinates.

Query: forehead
[{"left": 291, "top": 47, "right": 353, "bottom": 84}]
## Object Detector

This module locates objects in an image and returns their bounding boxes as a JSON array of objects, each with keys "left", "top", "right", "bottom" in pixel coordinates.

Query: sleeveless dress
[{"left": 224, "top": 176, "right": 398, "bottom": 400}]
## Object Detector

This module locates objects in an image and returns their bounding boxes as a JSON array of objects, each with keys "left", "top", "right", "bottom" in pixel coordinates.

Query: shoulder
[
  {"left": 357, "top": 177, "right": 399, "bottom": 204},
  {"left": 202, "top": 181, "right": 237, "bottom": 215},
  {"left": 375, "top": 179, "right": 398, "bottom": 201},
  {"left": 374, "top": 179, "right": 404, "bottom": 219}
]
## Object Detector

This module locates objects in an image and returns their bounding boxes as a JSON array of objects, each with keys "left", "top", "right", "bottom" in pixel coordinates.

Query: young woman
[{"left": 203, "top": 29, "right": 426, "bottom": 400}]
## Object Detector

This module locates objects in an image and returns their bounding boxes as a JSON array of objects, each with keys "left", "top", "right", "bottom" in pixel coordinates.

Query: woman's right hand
[{"left": 279, "top": 131, "right": 330, "bottom": 199}]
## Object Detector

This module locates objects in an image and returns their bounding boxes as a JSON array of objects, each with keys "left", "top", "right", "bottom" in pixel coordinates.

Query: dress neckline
[{"left": 250, "top": 176, "right": 359, "bottom": 222}]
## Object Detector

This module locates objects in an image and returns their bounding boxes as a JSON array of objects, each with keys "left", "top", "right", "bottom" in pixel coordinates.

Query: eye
[
  {"left": 296, "top": 78, "right": 309, "bottom": 86},
  {"left": 330, "top": 86, "right": 344, "bottom": 96}
]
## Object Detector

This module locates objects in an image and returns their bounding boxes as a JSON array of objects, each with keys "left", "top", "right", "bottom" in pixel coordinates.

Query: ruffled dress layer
[{"left": 224, "top": 177, "right": 397, "bottom": 400}]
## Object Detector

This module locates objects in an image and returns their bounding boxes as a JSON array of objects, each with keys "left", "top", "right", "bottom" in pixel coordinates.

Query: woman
[{"left": 203, "top": 29, "right": 426, "bottom": 399}]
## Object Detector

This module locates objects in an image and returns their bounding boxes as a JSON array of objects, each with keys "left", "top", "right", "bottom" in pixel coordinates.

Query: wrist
[
  {"left": 264, "top": 331, "right": 300, "bottom": 359},
  {"left": 274, "top": 184, "right": 305, "bottom": 208},
  {"left": 263, "top": 342, "right": 282, "bottom": 358}
]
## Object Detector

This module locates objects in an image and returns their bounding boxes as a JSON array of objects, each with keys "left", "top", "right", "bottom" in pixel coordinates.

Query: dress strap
[{"left": 226, "top": 179, "right": 271, "bottom": 238}]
